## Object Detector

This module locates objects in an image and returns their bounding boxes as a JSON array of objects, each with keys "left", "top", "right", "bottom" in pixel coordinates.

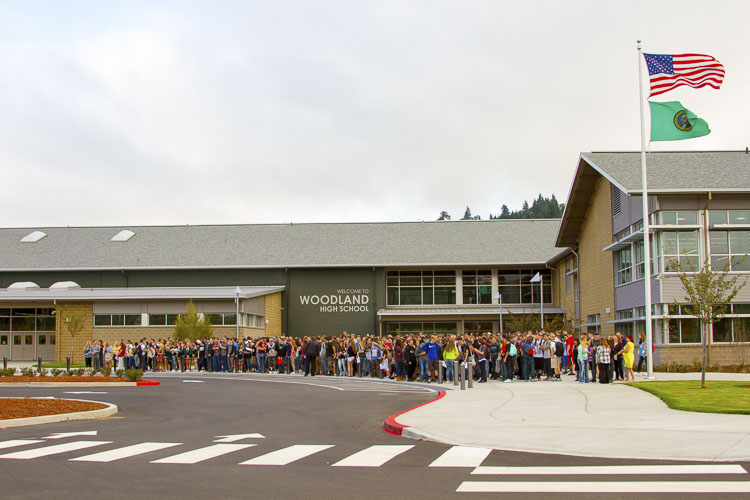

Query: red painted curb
[
  {"left": 136, "top": 379, "right": 160, "bottom": 386},
  {"left": 382, "top": 390, "right": 446, "bottom": 436}
]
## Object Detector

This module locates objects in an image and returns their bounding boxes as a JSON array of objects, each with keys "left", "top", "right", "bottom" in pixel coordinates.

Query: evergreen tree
[
  {"left": 437, "top": 211, "right": 451, "bottom": 221},
  {"left": 174, "top": 300, "right": 214, "bottom": 341},
  {"left": 462, "top": 206, "right": 473, "bottom": 220}
]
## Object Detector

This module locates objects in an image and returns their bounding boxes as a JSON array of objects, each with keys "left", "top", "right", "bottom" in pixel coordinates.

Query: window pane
[
  {"left": 50, "top": 334, "right": 56, "bottom": 345},
  {"left": 125, "top": 314, "right": 142, "bottom": 326},
  {"left": 498, "top": 272, "right": 520, "bottom": 285},
  {"left": 709, "top": 210, "right": 728, "bottom": 225},
  {"left": 0, "top": 317, "right": 9, "bottom": 331},
  {"left": 205, "top": 313, "right": 223, "bottom": 325},
  {"left": 13, "top": 335, "right": 21, "bottom": 345},
  {"left": 732, "top": 256, "right": 750, "bottom": 271},
  {"left": 680, "top": 256, "right": 698, "bottom": 271},
  {"left": 681, "top": 319, "right": 700, "bottom": 343},
  {"left": 422, "top": 288, "right": 433, "bottom": 305},
  {"left": 521, "top": 284, "right": 533, "bottom": 304},
  {"left": 223, "top": 314, "right": 237, "bottom": 326},
  {"left": 434, "top": 287, "right": 456, "bottom": 305},
  {"left": 478, "top": 285, "right": 492, "bottom": 304},
  {"left": 399, "top": 288, "right": 422, "bottom": 305},
  {"left": 729, "top": 210, "right": 750, "bottom": 224},
  {"left": 662, "top": 232, "right": 678, "bottom": 255},
  {"left": 713, "top": 318, "right": 732, "bottom": 343},
  {"left": 36, "top": 316, "right": 55, "bottom": 331},
  {"left": 710, "top": 231, "right": 728, "bottom": 254},
  {"left": 111, "top": 314, "right": 124, "bottom": 326},
  {"left": 734, "top": 318, "right": 750, "bottom": 343},
  {"left": 25, "top": 335, "right": 33, "bottom": 345},
  {"left": 661, "top": 212, "right": 677, "bottom": 225},
  {"left": 38, "top": 335, "right": 46, "bottom": 345},
  {"left": 399, "top": 276, "right": 421, "bottom": 286},
  {"left": 677, "top": 211, "right": 698, "bottom": 225},
  {"left": 11, "top": 309, "right": 35, "bottom": 331},
  {"left": 730, "top": 231, "right": 750, "bottom": 255},
  {"left": 386, "top": 276, "right": 398, "bottom": 286},
  {"left": 387, "top": 287, "right": 399, "bottom": 305},
  {"left": 668, "top": 320, "right": 680, "bottom": 343},
  {"left": 679, "top": 231, "right": 699, "bottom": 255},
  {"left": 712, "top": 255, "right": 730, "bottom": 271},
  {"left": 149, "top": 314, "right": 166, "bottom": 326},
  {"left": 501, "top": 287, "right": 520, "bottom": 304},
  {"left": 94, "top": 315, "right": 111, "bottom": 326},
  {"left": 463, "top": 288, "right": 477, "bottom": 305},
  {"left": 433, "top": 272, "right": 455, "bottom": 286},
  {"left": 0, "top": 335, "right": 7, "bottom": 345},
  {"left": 462, "top": 271, "right": 477, "bottom": 285},
  {"left": 733, "top": 303, "right": 750, "bottom": 314}
]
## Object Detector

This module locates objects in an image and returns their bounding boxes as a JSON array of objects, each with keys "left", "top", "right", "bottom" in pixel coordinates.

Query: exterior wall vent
[
  {"left": 7, "top": 281, "right": 41, "bottom": 290},
  {"left": 611, "top": 184, "right": 622, "bottom": 218},
  {"left": 49, "top": 281, "right": 81, "bottom": 290},
  {"left": 20, "top": 231, "right": 47, "bottom": 243},
  {"left": 111, "top": 230, "right": 135, "bottom": 242}
]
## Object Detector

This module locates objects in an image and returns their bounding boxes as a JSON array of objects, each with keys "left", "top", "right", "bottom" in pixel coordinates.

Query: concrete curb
[
  {"left": 0, "top": 379, "right": 160, "bottom": 388},
  {"left": 0, "top": 398, "right": 118, "bottom": 429},
  {"left": 382, "top": 391, "right": 446, "bottom": 436}
]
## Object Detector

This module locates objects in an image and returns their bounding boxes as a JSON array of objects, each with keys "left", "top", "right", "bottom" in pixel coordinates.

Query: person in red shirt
[{"left": 565, "top": 332, "right": 576, "bottom": 376}]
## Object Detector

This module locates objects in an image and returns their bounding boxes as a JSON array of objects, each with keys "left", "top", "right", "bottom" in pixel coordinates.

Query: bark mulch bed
[
  {"left": 0, "top": 376, "right": 131, "bottom": 383},
  {"left": 0, "top": 398, "right": 108, "bottom": 420}
]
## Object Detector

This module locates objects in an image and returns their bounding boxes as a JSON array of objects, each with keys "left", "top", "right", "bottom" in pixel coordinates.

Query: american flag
[{"left": 643, "top": 53, "right": 725, "bottom": 97}]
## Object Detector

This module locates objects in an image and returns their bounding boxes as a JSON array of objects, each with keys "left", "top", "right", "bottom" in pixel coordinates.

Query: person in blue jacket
[{"left": 421, "top": 336, "right": 440, "bottom": 382}]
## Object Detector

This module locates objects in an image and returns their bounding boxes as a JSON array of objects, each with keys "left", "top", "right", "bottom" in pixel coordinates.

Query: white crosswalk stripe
[
  {"left": 71, "top": 442, "right": 182, "bottom": 462},
  {"left": 331, "top": 445, "right": 414, "bottom": 467},
  {"left": 0, "top": 441, "right": 112, "bottom": 460},
  {"left": 0, "top": 440, "right": 43, "bottom": 451},
  {"left": 456, "top": 481, "right": 750, "bottom": 494},
  {"left": 239, "top": 445, "right": 334, "bottom": 466},
  {"left": 471, "top": 464, "right": 748, "bottom": 475},
  {"left": 151, "top": 443, "right": 255, "bottom": 464},
  {"left": 429, "top": 446, "right": 493, "bottom": 468}
]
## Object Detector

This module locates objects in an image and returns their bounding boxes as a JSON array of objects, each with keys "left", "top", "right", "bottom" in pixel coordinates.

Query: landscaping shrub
[
  {"left": 20, "top": 367, "right": 34, "bottom": 377},
  {"left": 51, "top": 368, "right": 63, "bottom": 377},
  {"left": 124, "top": 369, "right": 143, "bottom": 382},
  {"left": 115, "top": 369, "right": 125, "bottom": 379},
  {"left": 73, "top": 368, "right": 85, "bottom": 377},
  {"left": 0, "top": 368, "right": 14, "bottom": 377}
]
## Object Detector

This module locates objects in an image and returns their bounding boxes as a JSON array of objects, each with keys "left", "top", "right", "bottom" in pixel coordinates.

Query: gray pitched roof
[
  {"left": 582, "top": 151, "right": 750, "bottom": 194},
  {"left": 0, "top": 220, "right": 564, "bottom": 271}
]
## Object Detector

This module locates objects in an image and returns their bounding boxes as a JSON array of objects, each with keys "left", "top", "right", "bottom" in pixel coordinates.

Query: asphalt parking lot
[{"left": 0, "top": 373, "right": 748, "bottom": 499}]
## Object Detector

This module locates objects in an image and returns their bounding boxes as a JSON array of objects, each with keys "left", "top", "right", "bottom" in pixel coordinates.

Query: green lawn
[
  {"left": 42, "top": 361, "right": 86, "bottom": 368},
  {"left": 626, "top": 380, "right": 750, "bottom": 415}
]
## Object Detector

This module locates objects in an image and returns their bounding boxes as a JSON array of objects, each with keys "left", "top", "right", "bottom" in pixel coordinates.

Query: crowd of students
[{"left": 84, "top": 330, "right": 649, "bottom": 384}]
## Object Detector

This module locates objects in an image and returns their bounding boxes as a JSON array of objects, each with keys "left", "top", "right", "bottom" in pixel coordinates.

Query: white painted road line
[
  {"left": 0, "top": 441, "right": 112, "bottom": 460},
  {"left": 214, "top": 433, "right": 265, "bottom": 443},
  {"left": 43, "top": 431, "right": 98, "bottom": 439},
  {"left": 151, "top": 444, "right": 255, "bottom": 464},
  {"left": 64, "top": 391, "right": 108, "bottom": 394},
  {"left": 429, "top": 446, "right": 493, "bottom": 468},
  {"left": 456, "top": 481, "right": 750, "bottom": 494},
  {"left": 471, "top": 464, "right": 748, "bottom": 475},
  {"left": 332, "top": 445, "right": 414, "bottom": 467},
  {"left": 0, "top": 440, "right": 44, "bottom": 451},
  {"left": 70, "top": 442, "right": 182, "bottom": 462},
  {"left": 183, "top": 380, "right": 203, "bottom": 383},
  {"left": 239, "top": 445, "right": 334, "bottom": 466}
]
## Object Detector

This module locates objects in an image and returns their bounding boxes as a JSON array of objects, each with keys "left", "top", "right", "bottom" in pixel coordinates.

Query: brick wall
[
  {"left": 265, "top": 292, "right": 282, "bottom": 337},
  {"left": 577, "top": 176, "right": 616, "bottom": 335},
  {"left": 56, "top": 302, "right": 94, "bottom": 363},
  {"left": 656, "top": 344, "right": 750, "bottom": 367}
]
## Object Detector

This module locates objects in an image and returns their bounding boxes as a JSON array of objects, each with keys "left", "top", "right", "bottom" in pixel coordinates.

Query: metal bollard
[
  {"left": 66, "top": 357, "right": 70, "bottom": 372},
  {"left": 358, "top": 362, "right": 362, "bottom": 378},
  {"left": 3, "top": 357, "right": 6, "bottom": 370},
  {"left": 437, "top": 362, "right": 443, "bottom": 384},
  {"left": 379, "top": 367, "right": 383, "bottom": 379},
  {"left": 453, "top": 360, "right": 459, "bottom": 386},
  {"left": 459, "top": 363, "right": 466, "bottom": 390},
  {"left": 38, "top": 357, "right": 42, "bottom": 373},
  {"left": 468, "top": 361, "right": 474, "bottom": 388}
]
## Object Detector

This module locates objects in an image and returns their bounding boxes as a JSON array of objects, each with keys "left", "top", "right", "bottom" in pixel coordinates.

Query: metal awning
[{"left": 602, "top": 229, "right": 644, "bottom": 252}]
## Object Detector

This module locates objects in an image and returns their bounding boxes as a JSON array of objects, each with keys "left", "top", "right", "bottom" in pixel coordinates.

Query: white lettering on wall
[{"left": 300, "top": 291, "right": 371, "bottom": 313}]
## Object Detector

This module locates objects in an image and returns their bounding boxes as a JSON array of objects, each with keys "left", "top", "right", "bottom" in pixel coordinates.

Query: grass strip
[{"left": 626, "top": 380, "right": 750, "bottom": 415}]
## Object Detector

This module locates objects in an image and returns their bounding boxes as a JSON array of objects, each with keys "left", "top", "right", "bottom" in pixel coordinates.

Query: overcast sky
[{"left": 1, "top": 0, "right": 748, "bottom": 228}]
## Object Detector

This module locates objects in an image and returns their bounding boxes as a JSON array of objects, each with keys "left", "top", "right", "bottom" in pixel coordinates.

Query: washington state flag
[{"left": 649, "top": 101, "right": 710, "bottom": 141}]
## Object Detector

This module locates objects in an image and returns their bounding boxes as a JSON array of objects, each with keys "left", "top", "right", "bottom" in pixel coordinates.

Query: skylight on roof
[
  {"left": 20, "top": 231, "right": 47, "bottom": 243},
  {"left": 7, "top": 281, "right": 40, "bottom": 290},
  {"left": 111, "top": 230, "right": 135, "bottom": 242},
  {"left": 49, "top": 281, "right": 81, "bottom": 290}
]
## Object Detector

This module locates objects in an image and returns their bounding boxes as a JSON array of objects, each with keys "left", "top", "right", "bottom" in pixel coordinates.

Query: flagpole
[{"left": 637, "top": 40, "right": 655, "bottom": 379}]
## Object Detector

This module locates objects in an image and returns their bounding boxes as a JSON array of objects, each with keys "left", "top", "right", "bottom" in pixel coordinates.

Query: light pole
[
  {"left": 233, "top": 286, "right": 241, "bottom": 340},
  {"left": 530, "top": 272, "right": 544, "bottom": 329},
  {"left": 493, "top": 292, "right": 503, "bottom": 334}
]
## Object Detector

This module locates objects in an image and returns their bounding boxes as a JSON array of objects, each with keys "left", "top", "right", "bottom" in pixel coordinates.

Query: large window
[
  {"left": 709, "top": 209, "right": 750, "bottom": 225},
  {"left": 586, "top": 313, "right": 601, "bottom": 335},
  {"left": 148, "top": 314, "right": 179, "bottom": 326},
  {"left": 386, "top": 322, "right": 459, "bottom": 336},
  {"left": 710, "top": 230, "right": 750, "bottom": 271},
  {"left": 462, "top": 270, "right": 492, "bottom": 305},
  {"left": 386, "top": 270, "right": 456, "bottom": 305},
  {"left": 668, "top": 318, "right": 701, "bottom": 344},
  {"left": 94, "top": 314, "right": 142, "bottom": 327},
  {"left": 1, "top": 308, "right": 56, "bottom": 332},
  {"left": 498, "top": 270, "right": 550, "bottom": 304},
  {"left": 614, "top": 246, "right": 633, "bottom": 285},
  {"left": 659, "top": 211, "right": 698, "bottom": 225},
  {"left": 205, "top": 313, "right": 237, "bottom": 326},
  {"left": 662, "top": 230, "right": 699, "bottom": 271},
  {"left": 464, "top": 321, "right": 493, "bottom": 335}
]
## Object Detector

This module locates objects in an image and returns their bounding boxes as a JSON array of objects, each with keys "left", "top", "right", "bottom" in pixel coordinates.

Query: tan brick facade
[
  {"left": 552, "top": 254, "right": 577, "bottom": 329},
  {"left": 576, "top": 176, "right": 615, "bottom": 335},
  {"left": 656, "top": 344, "right": 750, "bottom": 367},
  {"left": 264, "top": 292, "right": 282, "bottom": 337},
  {"left": 55, "top": 302, "right": 94, "bottom": 363}
]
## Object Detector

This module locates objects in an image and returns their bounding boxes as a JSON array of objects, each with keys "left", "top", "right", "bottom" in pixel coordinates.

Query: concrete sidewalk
[{"left": 395, "top": 372, "right": 750, "bottom": 462}]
